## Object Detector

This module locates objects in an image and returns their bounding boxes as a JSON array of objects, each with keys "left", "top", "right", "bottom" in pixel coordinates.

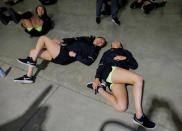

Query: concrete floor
[{"left": 0, "top": 0, "right": 182, "bottom": 131}]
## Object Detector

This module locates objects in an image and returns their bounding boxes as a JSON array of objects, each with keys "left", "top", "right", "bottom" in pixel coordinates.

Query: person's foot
[
  {"left": 14, "top": 74, "right": 34, "bottom": 84},
  {"left": 112, "top": 17, "right": 120, "bottom": 25},
  {"left": 133, "top": 114, "right": 156, "bottom": 129},
  {"left": 8, "top": 8, "right": 20, "bottom": 24},
  {"left": 87, "top": 82, "right": 106, "bottom": 94},
  {"left": 130, "top": 1, "right": 143, "bottom": 9},
  {"left": 0, "top": 13, "right": 9, "bottom": 25},
  {"left": 17, "top": 57, "right": 36, "bottom": 67},
  {"left": 96, "top": 17, "right": 101, "bottom": 24}
]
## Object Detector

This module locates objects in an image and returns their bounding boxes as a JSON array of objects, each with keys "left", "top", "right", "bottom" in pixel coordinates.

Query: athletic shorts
[
  {"left": 51, "top": 46, "right": 75, "bottom": 65},
  {"left": 101, "top": 65, "right": 117, "bottom": 90},
  {"left": 25, "top": 21, "right": 50, "bottom": 36}
]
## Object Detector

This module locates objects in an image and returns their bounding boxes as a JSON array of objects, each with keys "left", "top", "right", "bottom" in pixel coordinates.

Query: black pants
[{"left": 96, "top": 0, "right": 118, "bottom": 18}]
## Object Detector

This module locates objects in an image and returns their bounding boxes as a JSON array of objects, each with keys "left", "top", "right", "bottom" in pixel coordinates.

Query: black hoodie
[{"left": 95, "top": 48, "right": 138, "bottom": 78}]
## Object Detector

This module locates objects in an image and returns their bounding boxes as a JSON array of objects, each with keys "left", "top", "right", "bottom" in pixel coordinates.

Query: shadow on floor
[
  {"left": 99, "top": 119, "right": 137, "bottom": 131},
  {"left": 146, "top": 97, "right": 182, "bottom": 131},
  {"left": 5, "top": 67, "right": 11, "bottom": 76},
  {"left": 34, "top": 60, "right": 50, "bottom": 81},
  {"left": 99, "top": 95, "right": 182, "bottom": 131},
  {"left": 0, "top": 85, "right": 53, "bottom": 131}
]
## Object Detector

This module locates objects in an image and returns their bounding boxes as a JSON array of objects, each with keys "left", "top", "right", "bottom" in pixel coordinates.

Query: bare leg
[
  {"left": 31, "top": 36, "right": 60, "bottom": 61},
  {"left": 21, "top": 19, "right": 33, "bottom": 28},
  {"left": 99, "top": 84, "right": 128, "bottom": 112},
  {"left": 111, "top": 67, "right": 143, "bottom": 118},
  {"left": 27, "top": 49, "right": 53, "bottom": 77},
  {"left": 27, "top": 36, "right": 60, "bottom": 77}
]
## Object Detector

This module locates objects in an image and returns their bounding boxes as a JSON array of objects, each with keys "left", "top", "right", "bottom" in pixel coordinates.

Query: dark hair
[
  {"left": 111, "top": 41, "right": 123, "bottom": 49},
  {"left": 35, "top": 5, "right": 47, "bottom": 18},
  {"left": 119, "top": 41, "right": 123, "bottom": 48},
  {"left": 97, "top": 36, "right": 107, "bottom": 47}
]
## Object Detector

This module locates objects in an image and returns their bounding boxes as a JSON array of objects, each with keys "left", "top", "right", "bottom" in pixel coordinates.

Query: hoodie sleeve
[
  {"left": 63, "top": 36, "right": 91, "bottom": 45},
  {"left": 76, "top": 48, "right": 99, "bottom": 66},
  {"left": 95, "top": 52, "right": 106, "bottom": 78},
  {"left": 124, "top": 50, "right": 138, "bottom": 70}
]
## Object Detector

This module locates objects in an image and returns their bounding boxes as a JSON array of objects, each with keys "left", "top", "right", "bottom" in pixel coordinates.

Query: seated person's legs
[
  {"left": 143, "top": 0, "right": 167, "bottom": 14},
  {"left": 20, "top": 15, "right": 34, "bottom": 31},
  {"left": 30, "top": 12, "right": 43, "bottom": 31},
  {"left": 8, "top": 8, "right": 32, "bottom": 23},
  {"left": 0, "top": 8, "right": 11, "bottom": 25},
  {"left": 110, "top": 0, "right": 120, "bottom": 25},
  {"left": 102, "top": 0, "right": 111, "bottom": 15},
  {"left": 130, "top": 0, "right": 143, "bottom": 9}
]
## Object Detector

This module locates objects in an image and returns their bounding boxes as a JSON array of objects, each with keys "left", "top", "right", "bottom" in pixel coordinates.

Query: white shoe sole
[
  {"left": 133, "top": 119, "right": 156, "bottom": 130},
  {"left": 14, "top": 79, "right": 34, "bottom": 84},
  {"left": 112, "top": 19, "right": 120, "bottom": 25},
  {"left": 17, "top": 59, "right": 36, "bottom": 67}
]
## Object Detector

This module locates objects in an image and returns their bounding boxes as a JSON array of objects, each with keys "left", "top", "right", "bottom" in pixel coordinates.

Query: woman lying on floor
[
  {"left": 0, "top": 5, "right": 53, "bottom": 37},
  {"left": 87, "top": 40, "right": 156, "bottom": 129}
]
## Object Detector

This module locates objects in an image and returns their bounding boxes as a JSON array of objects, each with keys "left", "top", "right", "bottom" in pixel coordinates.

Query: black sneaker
[
  {"left": 0, "top": 13, "right": 9, "bottom": 25},
  {"left": 112, "top": 17, "right": 120, "bottom": 25},
  {"left": 8, "top": 8, "right": 20, "bottom": 24},
  {"left": 130, "top": 1, "right": 143, "bottom": 9},
  {"left": 96, "top": 17, "right": 101, "bottom": 24},
  {"left": 133, "top": 114, "right": 156, "bottom": 129},
  {"left": 14, "top": 75, "right": 34, "bottom": 84},
  {"left": 17, "top": 57, "right": 36, "bottom": 67},
  {"left": 87, "top": 82, "right": 106, "bottom": 94}
]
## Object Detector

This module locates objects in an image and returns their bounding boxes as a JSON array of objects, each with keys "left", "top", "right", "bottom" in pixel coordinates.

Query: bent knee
[
  {"left": 134, "top": 75, "right": 143, "bottom": 84},
  {"left": 115, "top": 104, "right": 128, "bottom": 112},
  {"left": 39, "top": 35, "right": 48, "bottom": 41}
]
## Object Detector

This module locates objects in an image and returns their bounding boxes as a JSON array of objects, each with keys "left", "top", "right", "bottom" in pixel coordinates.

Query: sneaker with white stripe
[
  {"left": 17, "top": 57, "right": 36, "bottom": 67},
  {"left": 14, "top": 75, "right": 34, "bottom": 84}
]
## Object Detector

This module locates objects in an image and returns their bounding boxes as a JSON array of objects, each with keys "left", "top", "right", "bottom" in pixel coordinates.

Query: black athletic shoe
[
  {"left": 87, "top": 82, "right": 106, "bottom": 94},
  {"left": 17, "top": 57, "right": 36, "bottom": 67},
  {"left": 130, "top": 1, "right": 143, "bottom": 9},
  {"left": 96, "top": 17, "right": 101, "bottom": 24},
  {"left": 112, "top": 17, "right": 120, "bottom": 25},
  {"left": 14, "top": 75, "right": 34, "bottom": 84},
  {"left": 8, "top": 8, "right": 20, "bottom": 24},
  {"left": 133, "top": 114, "right": 156, "bottom": 129},
  {"left": 0, "top": 13, "right": 9, "bottom": 25}
]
